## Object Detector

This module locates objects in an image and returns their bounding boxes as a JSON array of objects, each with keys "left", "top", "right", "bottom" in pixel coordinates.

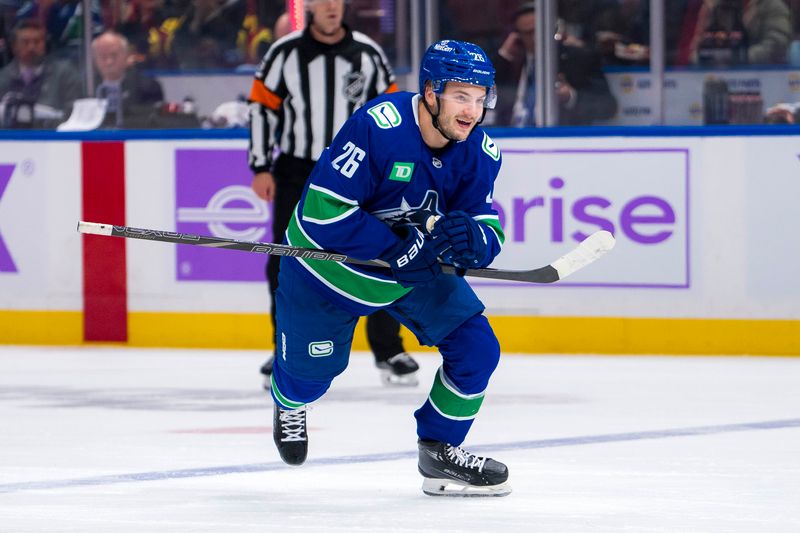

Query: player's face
[
  {"left": 308, "top": 0, "right": 345, "bottom": 37},
  {"left": 432, "top": 82, "right": 487, "bottom": 141}
]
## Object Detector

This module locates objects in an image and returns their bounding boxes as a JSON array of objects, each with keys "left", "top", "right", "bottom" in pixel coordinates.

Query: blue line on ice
[{"left": 2, "top": 418, "right": 798, "bottom": 494}]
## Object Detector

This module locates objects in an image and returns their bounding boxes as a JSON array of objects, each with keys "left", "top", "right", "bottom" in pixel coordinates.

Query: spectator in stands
[
  {"left": 0, "top": 18, "right": 81, "bottom": 128},
  {"left": 790, "top": 0, "right": 800, "bottom": 66},
  {"left": 117, "top": 0, "right": 180, "bottom": 68},
  {"left": 492, "top": 1, "right": 617, "bottom": 126},
  {"left": 616, "top": 0, "right": 698, "bottom": 66},
  {"left": 556, "top": 0, "right": 626, "bottom": 49},
  {"left": 91, "top": 30, "right": 164, "bottom": 127},
  {"left": 204, "top": 10, "right": 289, "bottom": 128},
  {"left": 272, "top": 11, "right": 291, "bottom": 40},
  {"left": 234, "top": 0, "right": 271, "bottom": 66},
  {"left": 681, "top": 0, "right": 791, "bottom": 66},
  {"left": 738, "top": 0, "right": 791, "bottom": 64},
  {"left": 45, "top": 0, "right": 105, "bottom": 62},
  {"left": 171, "top": 0, "right": 242, "bottom": 69},
  {"left": 561, "top": 0, "right": 651, "bottom": 66},
  {"left": 1, "top": 0, "right": 19, "bottom": 68}
]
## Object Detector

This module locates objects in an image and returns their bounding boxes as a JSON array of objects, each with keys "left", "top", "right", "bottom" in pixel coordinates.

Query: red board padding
[{"left": 81, "top": 141, "right": 127, "bottom": 341}]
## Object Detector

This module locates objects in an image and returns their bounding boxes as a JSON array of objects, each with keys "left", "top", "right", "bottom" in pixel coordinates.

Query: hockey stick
[{"left": 77, "top": 221, "right": 615, "bottom": 284}]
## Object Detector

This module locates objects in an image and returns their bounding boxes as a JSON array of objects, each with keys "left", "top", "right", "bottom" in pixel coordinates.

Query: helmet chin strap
[
  {"left": 422, "top": 94, "right": 487, "bottom": 143},
  {"left": 422, "top": 95, "right": 456, "bottom": 142}
]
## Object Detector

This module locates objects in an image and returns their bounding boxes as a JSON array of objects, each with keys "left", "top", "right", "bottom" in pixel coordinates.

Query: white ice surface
[{"left": 1, "top": 346, "right": 799, "bottom": 532}]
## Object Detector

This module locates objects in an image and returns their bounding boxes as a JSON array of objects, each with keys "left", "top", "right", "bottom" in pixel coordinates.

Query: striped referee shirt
[{"left": 248, "top": 26, "right": 399, "bottom": 172}]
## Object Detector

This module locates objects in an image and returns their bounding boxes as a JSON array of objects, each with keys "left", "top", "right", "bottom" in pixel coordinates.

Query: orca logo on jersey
[
  {"left": 343, "top": 72, "right": 366, "bottom": 103},
  {"left": 373, "top": 190, "right": 442, "bottom": 231}
]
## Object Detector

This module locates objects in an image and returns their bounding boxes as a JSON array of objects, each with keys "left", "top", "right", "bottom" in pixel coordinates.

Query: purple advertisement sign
[
  {"left": 0, "top": 164, "right": 16, "bottom": 273},
  {"left": 175, "top": 149, "right": 271, "bottom": 282},
  {"left": 486, "top": 147, "right": 690, "bottom": 288}
]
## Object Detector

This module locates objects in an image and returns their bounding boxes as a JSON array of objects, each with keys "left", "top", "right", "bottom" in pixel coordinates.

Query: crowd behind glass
[{"left": 1, "top": 0, "right": 798, "bottom": 130}]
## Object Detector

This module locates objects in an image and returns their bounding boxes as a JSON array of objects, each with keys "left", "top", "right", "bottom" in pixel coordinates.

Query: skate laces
[
  {"left": 445, "top": 444, "right": 486, "bottom": 472},
  {"left": 278, "top": 406, "right": 306, "bottom": 442}
]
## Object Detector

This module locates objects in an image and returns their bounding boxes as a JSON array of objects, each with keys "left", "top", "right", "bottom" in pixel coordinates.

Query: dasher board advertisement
[
  {"left": 492, "top": 147, "right": 689, "bottom": 288},
  {"left": 0, "top": 142, "right": 82, "bottom": 310}
]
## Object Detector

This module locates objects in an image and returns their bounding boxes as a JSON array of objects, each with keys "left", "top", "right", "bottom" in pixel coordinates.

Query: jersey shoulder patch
[
  {"left": 481, "top": 131, "right": 500, "bottom": 161},
  {"left": 367, "top": 101, "right": 402, "bottom": 129}
]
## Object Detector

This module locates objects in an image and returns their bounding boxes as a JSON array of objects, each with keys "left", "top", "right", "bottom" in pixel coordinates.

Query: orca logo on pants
[{"left": 0, "top": 164, "right": 16, "bottom": 273}]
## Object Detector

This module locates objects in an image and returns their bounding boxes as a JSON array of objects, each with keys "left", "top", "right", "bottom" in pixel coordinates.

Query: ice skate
[
  {"left": 375, "top": 352, "right": 419, "bottom": 387},
  {"left": 260, "top": 355, "right": 274, "bottom": 391},
  {"left": 417, "top": 439, "right": 511, "bottom": 497},
  {"left": 273, "top": 403, "right": 307, "bottom": 465}
]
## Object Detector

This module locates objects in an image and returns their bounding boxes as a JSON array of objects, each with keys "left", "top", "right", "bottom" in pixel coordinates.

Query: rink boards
[{"left": 0, "top": 129, "right": 799, "bottom": 354}]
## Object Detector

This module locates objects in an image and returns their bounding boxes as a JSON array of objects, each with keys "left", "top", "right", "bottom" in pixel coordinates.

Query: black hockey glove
[
  {"left": 431, "top": 211, "right": 488, "bottom": 269},
  {"left": 381, "top": 227, "right": 442, "bottom": 288}
]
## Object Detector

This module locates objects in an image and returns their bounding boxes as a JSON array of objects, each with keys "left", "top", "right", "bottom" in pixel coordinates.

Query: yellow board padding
[
  {"left": 485, "top": 316, "right": 800, "bottom": 355},
  {"left": 0, "top": 310, "right": 83, "bottom": 345},
  {"left": 1, "top": 311, "right": 798, "bottom": 355},
  {"left": 126, "top": 312, "right": 800, "bottom": 356}
]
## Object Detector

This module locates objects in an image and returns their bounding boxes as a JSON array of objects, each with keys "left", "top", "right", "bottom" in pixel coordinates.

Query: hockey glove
[
  {"left": 381, "top": 227, "right": 442, "bottom": 288},
  {"left": 431, "top": 211, "right": 488, "bottom": 268}
]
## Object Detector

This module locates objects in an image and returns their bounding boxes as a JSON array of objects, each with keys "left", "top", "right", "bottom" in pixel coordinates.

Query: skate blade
[
  {"left": 379, "top": 370, "right": 418, "bottom": 387},
  {"left": 421, "top": 477, "right": 512, "bottom": 497}
]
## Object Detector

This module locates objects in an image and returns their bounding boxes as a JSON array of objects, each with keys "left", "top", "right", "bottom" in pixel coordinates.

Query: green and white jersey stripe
[
  {"left": 286, "top": 208, "right": 411, "bottom": 307},
  {"left": 302, "top": 184, "right": 360, "bottom": 225},
  {"left": 427, "top": 366, "right": 486, "bottom": 421},
  {"left": 474, "top": 214, "right": 505, "bottom": 248}
]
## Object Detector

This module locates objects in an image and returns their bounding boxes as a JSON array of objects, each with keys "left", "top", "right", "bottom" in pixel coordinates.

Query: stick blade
[
  {"left": 550, "top": 230, "right": 616, "bottom": 281},
  {"left": 77, "top": 221, "right": 113, "bottom": 236}
]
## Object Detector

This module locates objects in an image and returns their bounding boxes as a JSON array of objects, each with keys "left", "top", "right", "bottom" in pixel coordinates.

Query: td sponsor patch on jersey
[
  {"left": 308, "top": 340, "right": 334, "bottom": 357},
  {"left": 367, "top": 102, "right": 402, "bottom": 129},
  {"left": 389, "top": 162, "right": 415, "bottom": 182}
]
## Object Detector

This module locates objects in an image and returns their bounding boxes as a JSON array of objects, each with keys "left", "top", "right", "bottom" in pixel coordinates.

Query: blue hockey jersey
[{"left": 283, "top": 91, "right": 505, "bottom": 314}]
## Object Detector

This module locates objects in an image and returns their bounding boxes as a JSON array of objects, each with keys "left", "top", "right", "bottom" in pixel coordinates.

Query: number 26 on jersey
[{"left": 331, "top": 141, "right": 365, "bottom": 178}]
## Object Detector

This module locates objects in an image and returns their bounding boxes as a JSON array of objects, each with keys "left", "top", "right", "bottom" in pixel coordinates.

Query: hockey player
[
  {"left": 248, "top": 0, "right": 419, "bottom": 388},
  {"left": 270, "top": 39, "right": 510, "bottom": 497}
]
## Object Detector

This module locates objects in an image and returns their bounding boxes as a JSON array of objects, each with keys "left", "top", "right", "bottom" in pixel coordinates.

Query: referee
[{"left": 248, "top": 0, "right": 419, "bottom": 389}]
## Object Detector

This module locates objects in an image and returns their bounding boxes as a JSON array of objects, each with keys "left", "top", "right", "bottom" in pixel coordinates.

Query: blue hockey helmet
[{"left": 419, "top": 40, "right": 497, "bottom": 109}]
